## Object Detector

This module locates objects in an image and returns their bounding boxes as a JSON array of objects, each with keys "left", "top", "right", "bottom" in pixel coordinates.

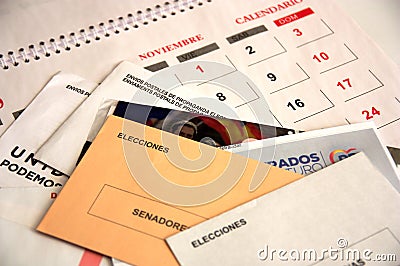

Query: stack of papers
[{"left": 1, "top": 0, "right": 400, "bottom": 265}]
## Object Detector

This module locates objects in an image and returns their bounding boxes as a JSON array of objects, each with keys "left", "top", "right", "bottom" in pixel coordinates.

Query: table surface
[{"left": 335, "top": 0, "right": 400, "bottom": 67}]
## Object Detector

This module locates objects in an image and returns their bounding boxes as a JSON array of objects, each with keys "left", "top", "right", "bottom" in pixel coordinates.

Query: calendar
[
  {"left": 1, "top": 0, "right": 399, "bottom": 150},
  {"left": 122, "top": 0, "right": 400, "bottom": 149}
]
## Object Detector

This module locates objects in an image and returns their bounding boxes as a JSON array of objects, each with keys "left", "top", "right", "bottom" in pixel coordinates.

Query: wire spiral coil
[{"left": 0, "top": 0, "right": 210, "bottom": 70}]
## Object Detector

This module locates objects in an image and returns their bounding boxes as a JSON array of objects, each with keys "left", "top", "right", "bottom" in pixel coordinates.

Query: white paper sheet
[{"left": 223, "top": 122, "right": 400, "bottom": 191}]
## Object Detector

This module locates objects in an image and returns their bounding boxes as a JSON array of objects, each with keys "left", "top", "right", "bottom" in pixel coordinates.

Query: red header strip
[{"left": 274, "top": 7, "right": 314, "bottom": 27}]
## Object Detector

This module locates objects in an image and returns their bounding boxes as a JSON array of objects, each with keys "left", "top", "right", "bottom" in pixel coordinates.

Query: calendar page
[
  {"left": 1, "top": 0, "right": 398, "bottom": 151},
  {"left": 121, "top": 0, "right": 400, "bottom": 149}
]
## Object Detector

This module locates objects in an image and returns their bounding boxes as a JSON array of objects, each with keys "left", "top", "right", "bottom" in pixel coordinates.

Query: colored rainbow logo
[{"left": 329, "top": 148, "right": 358, "bottom": 163}]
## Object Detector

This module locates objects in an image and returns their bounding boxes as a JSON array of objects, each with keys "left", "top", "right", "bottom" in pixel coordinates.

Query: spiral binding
[{"left": 0, "top": 0, "right": 210, "bottom": 70}]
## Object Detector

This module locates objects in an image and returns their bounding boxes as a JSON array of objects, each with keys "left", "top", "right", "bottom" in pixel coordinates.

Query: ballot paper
[
  {"left": 0, "top": 72, "right": 112, "bottom": 265},
  {"left": 37, "top": 113, "right": 303, "bottom": 266},
  {"left": 224, "top": 122, "right": 400, "bottom": 192},
  {"left": 0, "top": 72, "right": 97, "bottom": 188},
  {"left": 113, "top": 101, "right": 299, "bottom": 146},
  {"left": 166, "top": 153, "right": 400, "bottom": 266}
]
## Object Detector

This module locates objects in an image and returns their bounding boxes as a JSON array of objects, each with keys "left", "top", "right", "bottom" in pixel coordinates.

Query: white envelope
[
  {"left": 35, "top": 63, "right": 152, "bottom": 175},
  {"left": 34, "top": 60, "right": 271, "bottom": 175},
  {"left": 167, "top": 153, "right": 400, "bottom": 266},
  {"left": 0, "top": 72, "right": 97, "bottom": 188},
  {"left": 0, "top": 72, "right": 111, "bottom": 265}
]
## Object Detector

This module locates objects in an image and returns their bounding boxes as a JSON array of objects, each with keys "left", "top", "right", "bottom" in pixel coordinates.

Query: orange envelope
[{"left": 37, "top": 115, "right": 302, "bottom": 265}]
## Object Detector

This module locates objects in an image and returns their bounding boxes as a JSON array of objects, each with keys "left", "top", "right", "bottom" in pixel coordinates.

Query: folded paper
[{"left": 37, "top": 114, "right": 303, "bottom": 265}]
